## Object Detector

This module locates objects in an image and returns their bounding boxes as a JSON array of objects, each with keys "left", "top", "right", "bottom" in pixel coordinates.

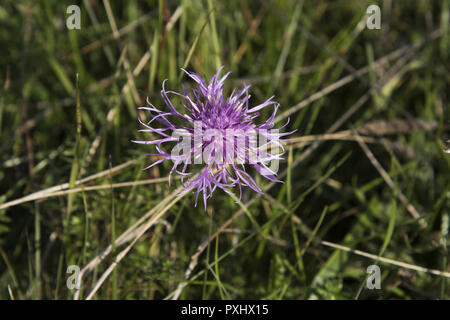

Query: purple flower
[{"left": 133, "top": 67, "right": 294, "bottom": 209}]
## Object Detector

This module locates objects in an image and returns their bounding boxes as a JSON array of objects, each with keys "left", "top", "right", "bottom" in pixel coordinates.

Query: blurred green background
[{"left": 0, "top": 0, "right": 449, "bottom": 299}]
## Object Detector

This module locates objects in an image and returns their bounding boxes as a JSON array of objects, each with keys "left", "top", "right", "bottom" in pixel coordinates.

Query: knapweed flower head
[{"left": 133, "top": 67, "right": 294, "bottom": 209}]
